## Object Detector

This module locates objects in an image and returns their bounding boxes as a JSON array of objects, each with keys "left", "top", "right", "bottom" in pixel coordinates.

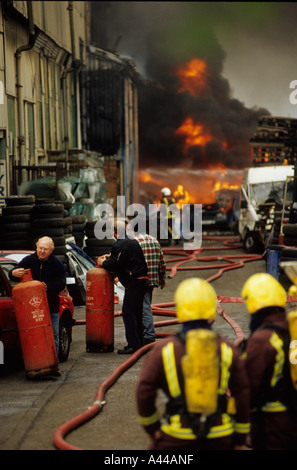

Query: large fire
[
  {"left": 138, "top": 169, "right": 242, "bottom": 206},
  {"left": 175, "top": 59, "right": 227, "bottom": 154},
  {"left": 139, "top": 57, "right": 242, "bottom": 206}
]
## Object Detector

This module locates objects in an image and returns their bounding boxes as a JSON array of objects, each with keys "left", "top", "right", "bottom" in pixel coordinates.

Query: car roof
[
  {"left": 0, "top": 257, "right": 17, "bottom": 262},
  {"left": 0, "top": 251, "right": 33, "bottom": 263}
]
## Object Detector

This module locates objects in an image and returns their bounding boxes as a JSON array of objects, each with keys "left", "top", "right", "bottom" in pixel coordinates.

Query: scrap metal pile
[{"left": 250, "top": 116, "right": 297, "bottom": 165}]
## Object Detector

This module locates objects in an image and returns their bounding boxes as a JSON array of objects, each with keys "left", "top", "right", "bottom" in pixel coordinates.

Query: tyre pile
[
  {"left": 83, "top": 220, "right": 115, "bottom": 260},
  {"left": 0, "top": 196, "right": 115, "bottom": 263},
  {"left": 71, "top": 215, "right": 86, "bottom": 248},
  {"left": 0, "top": 195, "right": 111, "bottom": 261},
  {"left": 0, "top": 196, "right": 76, "bottom": 262},
  {"left": 282, "top": 223, "right": 297, "bottom": 247},
  {"left": 31, "top": 200, "right": 73, "bottom": 265},
  {"left": 0, "top": 195, "right": 35, "bottom": 249}
]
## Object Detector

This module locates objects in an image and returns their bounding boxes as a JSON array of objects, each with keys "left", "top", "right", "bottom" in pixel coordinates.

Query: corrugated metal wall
[
  {"left": 85, "top": 55, "right": 123, "bottom": 155},
  {"left": 0, "top": 0, "right": 89, "bottom": 195},
  {"left": 0, "top": 1, "right": 139, "bottom": 204},
  {"left": 84, "top": 48, "right": 140, "bottom": 205}
]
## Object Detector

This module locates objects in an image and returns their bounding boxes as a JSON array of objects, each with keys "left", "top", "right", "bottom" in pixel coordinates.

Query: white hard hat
[{"left": 161, "top": 187, "right": 171, "bottom": 196}]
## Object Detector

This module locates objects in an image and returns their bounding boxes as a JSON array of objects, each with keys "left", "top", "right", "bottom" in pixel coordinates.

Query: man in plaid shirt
[{"left": 136, "top": 233, "right": 166, "bottom": 344}]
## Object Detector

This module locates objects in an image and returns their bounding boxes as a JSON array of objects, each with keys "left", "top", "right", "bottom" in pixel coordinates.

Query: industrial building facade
[{"left": 0, "top": 1, "right": 140, "bottom": 210}]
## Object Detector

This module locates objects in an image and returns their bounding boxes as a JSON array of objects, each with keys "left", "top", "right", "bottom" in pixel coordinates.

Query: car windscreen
[
  {"left": 250, "top": 181, "right": 286, "bottom": 205},
  {"left": 69, "top": 250, "right": 95, "bottom": 270},
  {"left": 1, "top": 262, "right": 18, "bottom": 287}
]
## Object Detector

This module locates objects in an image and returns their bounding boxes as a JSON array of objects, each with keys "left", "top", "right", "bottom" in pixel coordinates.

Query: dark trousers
[
  {"left": 251, "top": 411, "right": 297, "bottom": 450},
  {"left": 148, "top": 430, "right": 234, "bottom": 450},
  {"left": 122, "top": 278, "right": 148, "bottom": 350}
]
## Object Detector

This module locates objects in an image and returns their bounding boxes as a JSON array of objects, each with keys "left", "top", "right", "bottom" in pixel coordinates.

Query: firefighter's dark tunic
[
  {"left": 245, "top": 308, "right": 297, "bottom": 450},
  {"left": 136, "top": 332, "right": 250, "bottom": 450}
]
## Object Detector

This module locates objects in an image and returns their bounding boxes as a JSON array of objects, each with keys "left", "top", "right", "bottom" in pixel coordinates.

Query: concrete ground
[{"left": 0, "top": 235, "right": 269, "bottom": 451}]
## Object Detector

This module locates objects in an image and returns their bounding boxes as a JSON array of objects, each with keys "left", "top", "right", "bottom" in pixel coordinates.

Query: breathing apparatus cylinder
[
  {"left": 182, "top": 329, "right": 219, "bottom": 415},
  {"left": 288, "top": 309, "right": 297, "bottom": 390}
]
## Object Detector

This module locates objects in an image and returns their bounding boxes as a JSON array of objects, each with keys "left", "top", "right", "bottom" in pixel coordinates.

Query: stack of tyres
[
  {"left": 63, "top": 214, "right": 73, "bottom": 243},
  {"left": 0, "top": 195, "right": 35, "bottom": 249},
  {"left": 71, "top": 215, "right": 86, "bottom": 247},
  {"left": 30, "top": 202, "right": 67, "bottom": 260},
  {"left": 283, "top": 223, "right": 297, "bottom": 246},
  {"left": 60, "top": 200, "right": 73, "bottom": 267},
  {"left": 83, "top": 220, "right": 115, "bottom": 260}
]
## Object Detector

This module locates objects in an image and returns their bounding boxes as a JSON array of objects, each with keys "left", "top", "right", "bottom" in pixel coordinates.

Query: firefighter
[
  {"left": 241, "top": 273, "right": 297, "bottom": 450},
  {"left": 136, "top": 277, "right": 251, "bottom": 450},
  {"left": 160, "top": 187, "right": 180, "bottom": 243}
]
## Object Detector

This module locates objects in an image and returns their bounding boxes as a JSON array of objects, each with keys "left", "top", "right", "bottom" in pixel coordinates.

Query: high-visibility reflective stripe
[
  {"left": 162, "top": 341, "right": 181, "bottom": 398},
  {"left": 163, "top": 197, "right": 176, "bottom": 218},
  {"left": 161, "top": 424, "right": 196, "bottom": 440},
  {"left": 161, "top": 414, "right": 197, "bottom": 440},
  {"left": 234, "top": 422, "right": 251, "bottom": 434},
  {"left": 261, "top": 401, "right": 287, "bottom": 412},
  {"left": 161, "top": 414, "right": 235, "bottom": 440},
  {"left": 257, "top": 331, "right": 287, "bottom": 412},
  {"left": 207, "top": 421, "right": 234, "bottom": 439},
  {"left": 138, "top": 410, "right": 160, "bottom": 426},
  {"left": 219, "top": 342, "right": 233, "bottom": 393},
  {"left": 269, "top": 332, "right": 284, "bottom": 388}
]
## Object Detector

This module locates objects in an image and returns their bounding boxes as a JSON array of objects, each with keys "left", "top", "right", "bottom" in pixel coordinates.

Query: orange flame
[
  {"left": 176, "top": 117, "right": 213, "bottom": 153},
  {"left": 139, "top": 172, "right": 162, "bottom": 186},
  {"left": 173, "top": 184, "right": 195, "bottom": 209},
  {"left": 177, "top": 58, "right": 208, "bottom": 96},
  {"left": 175, "top": 59, "right": 228, "bottom": 155},
  {"left": 213, "top": 180, "right": 241, "bottom": 192},
  {"left": 139, "top": 169, "right": 242, "bottom": 207}
]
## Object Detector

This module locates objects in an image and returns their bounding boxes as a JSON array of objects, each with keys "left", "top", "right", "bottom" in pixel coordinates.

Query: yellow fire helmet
[
  {"left": 174, "top": 277, "right": 217, "bottom": 322},
  {"left": 241, "top": 273, "right": 287, "bottom": 314}
]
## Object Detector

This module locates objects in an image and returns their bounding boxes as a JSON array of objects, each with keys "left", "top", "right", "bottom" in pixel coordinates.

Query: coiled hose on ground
[{"left": 53, "top": 236, "right": 263, "bottom": 450}]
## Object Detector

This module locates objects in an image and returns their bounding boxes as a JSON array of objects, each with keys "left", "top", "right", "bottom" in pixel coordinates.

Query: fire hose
[
  {"left": 53, "top": 236, "right": 285, "bottom": 450},
  {"left": 53, "top": 342, "right": 154, "bottom": 450},
  {"left": 53, "top": 298, "right": 245, "bottom": 450}
]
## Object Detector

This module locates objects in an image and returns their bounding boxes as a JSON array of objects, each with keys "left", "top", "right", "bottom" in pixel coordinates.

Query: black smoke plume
[{"left": 91, "top": 2, "right": 270, "bottom": 170}]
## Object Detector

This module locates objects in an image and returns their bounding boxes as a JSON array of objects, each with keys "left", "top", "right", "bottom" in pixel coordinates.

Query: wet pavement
[{"left": 0, "top": 235, "right": 268, "bottom": 451}]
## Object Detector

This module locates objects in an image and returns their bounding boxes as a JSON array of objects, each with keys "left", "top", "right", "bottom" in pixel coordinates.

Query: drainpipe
[
  {"left": 15, "top": 1, "right": 36, "bottom": 181},
  {"left": 61, "top": 69, "right": 69, "bottom": 168},
  {"left": 62, "top": 1, "right": 77, "bottom": 168},
  {"left": 68, "top": 1, "right": 76, "bottom": 65}
]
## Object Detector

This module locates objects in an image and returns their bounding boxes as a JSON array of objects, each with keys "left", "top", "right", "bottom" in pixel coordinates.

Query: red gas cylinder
[
  {"left": 86, "top": 263, "right": 114, "bottom": 352},
  {"left": 12, "top": 269, "right": 58, "bottom": 379}
]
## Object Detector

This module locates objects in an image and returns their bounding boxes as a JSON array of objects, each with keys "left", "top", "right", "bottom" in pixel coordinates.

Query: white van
[{"left": 239, "top": 165, "right": 294, "bottom": 252}]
